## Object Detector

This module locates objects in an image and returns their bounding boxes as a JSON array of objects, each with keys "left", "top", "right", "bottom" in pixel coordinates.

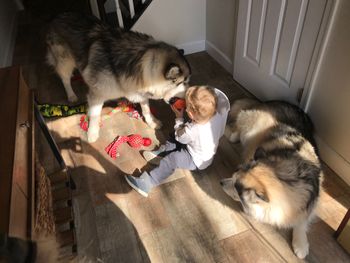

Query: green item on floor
[{"left": 37, "top": 103, "right": 87, "bottom": 117}]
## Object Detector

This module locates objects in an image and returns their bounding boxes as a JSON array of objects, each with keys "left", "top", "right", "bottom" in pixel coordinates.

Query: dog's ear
[
  {"left": 165, "top": 64, "right": 181, "bottom": 80},
  {"left": 254, "top": 147, "right": 267, "bottom": 160}
]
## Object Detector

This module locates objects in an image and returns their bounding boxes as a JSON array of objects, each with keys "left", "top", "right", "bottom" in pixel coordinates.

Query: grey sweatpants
[{"left": 149, "top": 140, "right": 197, "bottom": 185}]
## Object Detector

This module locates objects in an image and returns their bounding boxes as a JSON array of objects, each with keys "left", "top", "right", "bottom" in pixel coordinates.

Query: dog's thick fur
[
  {"left": 46, "top": 12, "right": 191, "bottom": 142},
  {"left": 221, "top": 98, "right": 323, "bottom": 259}
]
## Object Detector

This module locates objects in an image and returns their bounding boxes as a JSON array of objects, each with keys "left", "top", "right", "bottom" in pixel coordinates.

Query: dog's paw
[
  {"left": 292, "top": 238, "right": 309, "bottom": 259},
  {"left": 68, "top": 94, "right": 78, "bottom": 103},
  {"left": 87, "top": 129, "right": 99, "bottom": 143}
]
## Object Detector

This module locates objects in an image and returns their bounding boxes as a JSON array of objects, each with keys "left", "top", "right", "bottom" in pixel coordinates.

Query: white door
[{"left": 234, "top": 0, "right": 327, "bottom": 104}]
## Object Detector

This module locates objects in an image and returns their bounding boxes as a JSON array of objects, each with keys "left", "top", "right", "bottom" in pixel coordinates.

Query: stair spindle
[
  {"left": 114, "top": 0, "right": 124, "bottom": 28},
  {"left": 128, "top": 0, "right": 135, "bottom": 18}
]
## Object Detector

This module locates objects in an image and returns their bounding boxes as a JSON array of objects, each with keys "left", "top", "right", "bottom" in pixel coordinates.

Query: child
[{"left": 125, "top": 85, "right": 230, "bottom": 197}]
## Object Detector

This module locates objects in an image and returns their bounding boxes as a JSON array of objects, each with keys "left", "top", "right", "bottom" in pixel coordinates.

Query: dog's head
[
  {"left": 220, "top": 156, "right": 287, "bottom": 225},
  {"left": 220, "top": 159, "right": 270, "bottom": 212},
  {"left": 161, "top": 48, "right": 191, "bottom": 102},
  {"left": 221, "top": 146, "right": 290, "bottom": 220},
  {"left": 221, "top": 145, "right": 322, "bottom": 225},
  {"left": 142, "top": 46, "right": 191, "bottom": 102},
  {"left": 163, "top": 61, "right": 191, "bottom": 101}
]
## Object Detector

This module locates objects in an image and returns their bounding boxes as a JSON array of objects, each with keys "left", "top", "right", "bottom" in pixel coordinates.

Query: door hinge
[{"left": 297, "top": 88, "right": 304, "bottom": 103}]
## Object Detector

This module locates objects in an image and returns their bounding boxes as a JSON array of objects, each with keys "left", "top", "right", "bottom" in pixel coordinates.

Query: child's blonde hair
[{"left": 185, "top": 86, "right": 217, "bottom": 123}]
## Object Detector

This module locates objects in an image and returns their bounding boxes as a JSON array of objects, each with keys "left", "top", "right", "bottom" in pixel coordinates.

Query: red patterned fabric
[
  {"left": 105, "top": 136, "right": 129, "bottom": 159},
  {"left": 105, "top": 135, "right": 152, "bottom": 159},
  {"left": 80, "top": 115, "right": 89, "bottom": 131}
]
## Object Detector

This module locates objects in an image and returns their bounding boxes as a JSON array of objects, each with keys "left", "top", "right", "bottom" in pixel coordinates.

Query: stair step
[
  {"left": 52, "top": 187, "right": 71, "bottom": 202},
  {"left": 57, "top": 229, "right": 75, "bottom": 248},
  {"left": 54, "top": 207, "right": 73, "bottom": 225},
  {"left": 49, "top": 170, "right": 68, "bottom": 184}
]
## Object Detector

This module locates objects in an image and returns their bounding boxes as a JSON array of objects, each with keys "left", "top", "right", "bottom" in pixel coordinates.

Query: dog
[
  {"left": 46, "top": 12, "right": 191, "bottom": 142},
  {"left": 221, "top": 98, "right": 323, "bottom": 259}
]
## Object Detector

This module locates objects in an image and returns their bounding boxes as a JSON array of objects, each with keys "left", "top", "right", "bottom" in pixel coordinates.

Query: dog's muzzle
[{"left": 164, "top": 83, "right": 187, "bottom": 103}]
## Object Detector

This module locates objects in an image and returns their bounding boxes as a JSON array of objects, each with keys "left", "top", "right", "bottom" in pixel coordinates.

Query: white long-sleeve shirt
[{"left": 174, "top": 88, "right": 230, "bottom": 169}]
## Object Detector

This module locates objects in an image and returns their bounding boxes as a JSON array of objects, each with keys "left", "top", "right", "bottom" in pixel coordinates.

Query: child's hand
[{"left": 171, "top": 104, "right": 184, "bottom": 118}]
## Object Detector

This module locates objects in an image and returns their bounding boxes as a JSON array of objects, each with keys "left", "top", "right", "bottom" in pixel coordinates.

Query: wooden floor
[{"left": 13, "top": 11, "right": 350, "bottom": 263}]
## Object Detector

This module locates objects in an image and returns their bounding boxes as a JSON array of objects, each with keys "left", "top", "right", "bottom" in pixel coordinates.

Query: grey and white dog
[
  {"left": 46, "top": 12, "right": 191, "bottom": 142},
  {"left": 222, "top": 99, "right": 323, "bottom": 259}
]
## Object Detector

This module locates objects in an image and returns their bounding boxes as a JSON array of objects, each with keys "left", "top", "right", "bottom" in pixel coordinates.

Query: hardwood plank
[
  {"left": 156, "top": 179, "right": 229, "bottom": 262},
  {"left": 221, "top": 230, "right": 285, "bottom": 263},
  {"left": 153, "top": 227, "right": 188, "bottom": 262},
  {"left": 258, "top": 229, "right": 303, "bottom": 263},
  {"left": 94, "top": 202, "right": 143, "bottom": 263},
  {"left": 126, "top": 191, "right": 171, "bottom": 236},
  {"left": 336, "top": 210, "right": 350, "bottom": 254},
  {"left": 317, "top": 192, "right": 349, "bottom": 230},
  {"left": 307, "top": 221, "right": 350, "bottom": 262},
  {"left": 186, "top": 169, "right": 251, "bottom": 240},
  {"left": 322, "top": 163, "right": 350, "bottom": 197},
  {"left": 71, "top": 191, "right": 101, "bottom": 261},
  {"left": 139, "top": 232, "right": 163, "bottom": 263}
]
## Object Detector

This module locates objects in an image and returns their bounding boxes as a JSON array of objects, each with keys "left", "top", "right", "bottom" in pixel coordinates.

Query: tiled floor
[{"left": 13, "top": 11, "right": 350, "bottom": 263}]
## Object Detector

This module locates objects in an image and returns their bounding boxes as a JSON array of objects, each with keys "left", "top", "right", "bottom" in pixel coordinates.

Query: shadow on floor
[
  {"left": 49, "top": 132, "right": 150, "bottom": 262},
  {"left": 52, "top": 131, "right": 241, "bottom": 262}
]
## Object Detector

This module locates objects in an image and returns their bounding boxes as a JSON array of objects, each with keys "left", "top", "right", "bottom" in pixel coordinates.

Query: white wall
[
  {"left": 205, "top": 0, "right": 236, "bottom": 73},
  {"left": 0, "top": 0, "right": 18, "bottom": 68},
  {"left": 132, "top": 0, "right": 206, "bottom": 55},
  {"left": 305, "top": 0, "right": 350, "bottom": 184}
]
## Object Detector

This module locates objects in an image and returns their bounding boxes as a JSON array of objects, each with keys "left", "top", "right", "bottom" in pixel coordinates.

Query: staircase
[{"left": 95, "top": 0, "right": 153, "bottom": 30}]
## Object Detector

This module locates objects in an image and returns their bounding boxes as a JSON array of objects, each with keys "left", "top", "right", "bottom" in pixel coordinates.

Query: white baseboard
[
  {"left": 205, "top": 40, "right": 233, "bottom": 74},
  {"left": 315, "top": 134, "right": 350, "bottom": 185},
  {"left": 176, "top": 40, "right": 205, "bottom": 55}
]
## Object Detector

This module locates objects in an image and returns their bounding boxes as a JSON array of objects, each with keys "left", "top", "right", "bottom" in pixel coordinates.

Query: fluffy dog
[
  {"left": 46, "top": 12, "right": 191, "bottom": 142},
  {"left": 221, "top": 98, "right": 323, "bottom": 259}
]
